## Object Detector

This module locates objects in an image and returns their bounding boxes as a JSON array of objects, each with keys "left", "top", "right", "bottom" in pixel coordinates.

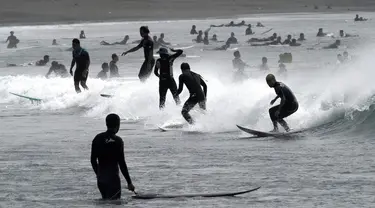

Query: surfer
[
  {"left": 52, "top": 39, "right": 58, "bottom": 45},
  {"left": 336, "top": 54, "right": 344, "bottom": 65},
  {"left": 70, "top": 38, "right": 90, "bottom": 93},
  {"left": 298, "top": 33, "right": 306, "bottom": 41},
  {"left": 36, "top": 55, "right": 50, "bottom": 66},
  {"left": 277, "top": 63, "right": 287, "bottom": 76},
  {"left": 260, "top": 57, "right": 270, "bottom": 71},
  {"left": 323, "top": 40, "right": 340, "bottom": 49},
  {"left": 91, "top": 113, "right": 135, "bottom": 200},
  {"left": 203, "top": 31, "right": 209, "bottom": 45},
  {"left": 232, "top": 51, "right": 249, "bottom": 82},
  {"left": 177, "top": 63, "right": 207, "bottom": 124},
  {"left": 282, "top": 35, "right": 292, "bottom": 45},
  {"left": 204, "top": 42, "right": 230, "bottom": 51},
  {"left": 154, "top": 48, "right": 182, "bottom": 109},
  {"left": 79, "top": 30, "right": 86, "bottom": 39},
  {"left": 193, "top": 30, "right": 203, "bottom": 43},
  {"left": 45, "top": 61, "right": 69, "bottom": 78},
  {"left": 343, "top": 51, "right": 351, "bottom": 62},
  {"left": 266, "top": 74, "right": 298, "bottom": 132},
  {"left": 316, "top": 28, "right": 327, "bottom": 37},
  {"left": 97, "top": 63, "right": 109, "bottom": 79},
  {"left": 158, "top": 33, "right": 171, "bottom": 46},
  {"left": 339, "top": 30, "right": 358, "bottom": 38},
  {"left": 153, "top": 35, "right": 161, "bottom": 49},
  {"left": 245, "top": 24, "right": 253, "bottom": 35},
  {"left": 247, "top": 33, "right": 277, "bottom": 43},
  {"left": 101, "top": 35, "right": 130, "bottom": 45},
  {"left": 210, "top": 34, "right": 217, "bottom": 41},
  {"left": 289, "top": 39, "right": 301, "bottom": 47},
  {"left": 6, "top": 31, "right": 19, "bottom": 48},
  {"left": 122, "top": 26, "right": 155, "bottom": 82},
  {"left": 251, "top": 36, "right": 281, "bottom": 46},
  {"left": 190, "top": 25, "right": 198, "bottom": 35},
  {"left": 226, "top": 32, "right": 238, "bottom": 44},
  {"left": 256, "top": 22, "right": 265, "bottom": 27},
  {"left": 354, "top": 14, "right": 367, "bottom": 21},
  {"left": 109, "top": 54, "right": 120, "bottom": 78}
]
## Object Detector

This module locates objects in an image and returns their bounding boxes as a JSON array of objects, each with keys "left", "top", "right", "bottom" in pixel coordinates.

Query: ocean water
[{"left": 1, "top": 12, "right": 375, "bottom": 207}]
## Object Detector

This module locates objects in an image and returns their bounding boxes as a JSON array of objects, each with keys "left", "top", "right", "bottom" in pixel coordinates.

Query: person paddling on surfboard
[
  {"left": 70, "top": 38, "right": 90, "bottom": 93},
  {"left": 266, "top": 74, "right": 298, "bottom": 132},
  {"left": 177, "top": 63, "right": 207, "bottom": 124},
  {"left": 122, "top": 26, "right": 155, "bottom": 82},
  {"left": 91, "top": 114, "right": 135, "bottom": 200},
  {"left": 154, "top": 47, "right": 182, "bottom": 109}
]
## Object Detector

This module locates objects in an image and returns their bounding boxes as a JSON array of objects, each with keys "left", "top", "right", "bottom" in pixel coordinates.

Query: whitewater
[{"left": 1, "top": 12, "right": 375, "bottom": 207}]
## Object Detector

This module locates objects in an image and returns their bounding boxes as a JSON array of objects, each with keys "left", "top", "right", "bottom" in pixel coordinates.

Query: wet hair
[
  {"left": 231, "top": 32, "right": 235, "bottom": 36},
  {"left": 234, "top": 51, "right": 240, "bottom": 57},
  {"left": 72, "top": 38, "right": 80, "bottom": 44},
  {"left": 181, "top": 62, "right": 190, "bottom": 70},
  {"left": 125, "top": 35, "right": 129, "bottom": 38},
  {"left": 287, "top": 35, "right": 292, "bottom": 38},
  {"left": 192, "top": 25, "right": 196, "bottom": 28},
  {"left": 266, "top": 74, "right": 275, "bottom": 82},
  {"left": 44, "top": 55, "right": 50, "bottom": 60},
  {"left": 51, "top": 61, "right": 58, "bottom": 66},
  {"left": 112, "top": 53, "right": 118, "bottom": 59},
  {"left": 102, "top": 62, "right": 109, "bottom": 68},
  {"left": 106, "top": 113, "right": 120, "bottom": 129},
  {"left": 140, "top": 26, "right": 150, "bottom": 34},
  {"left": 300, "top": 33, "right": 304, "bottom": 36},
  {"left": 262, "top": 57, "right": 268, "bottom": 62},
  {"left": 292, "top": 39, "right": 297, "bottom": 42}
]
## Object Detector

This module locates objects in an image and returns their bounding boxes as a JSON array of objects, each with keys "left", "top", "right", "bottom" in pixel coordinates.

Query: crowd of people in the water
[{"left": 3, "top": 14, "right": 366, "bottom": 200}]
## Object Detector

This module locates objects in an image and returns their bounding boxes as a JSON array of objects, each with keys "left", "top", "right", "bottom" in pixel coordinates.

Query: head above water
[
  {"left": 102, "top": 62, "right": 109, "bottom": 71},
  {"left": 160, "top": 33, "right": 165, "bottom": 38},
  {"left": 10, "top": 31, "right": 14, "bottom": 35},
  {"left": 192, "top": 25, "right": 196, "bottom": 29},
  {"left": 51, "top": 61, "right": 58, "bottom": 66},
  {"left": 339, "top": 30, "right": 344, "bottom": 36},
  {"left": 234, "top": 50, "right": 240, "bottom": 58},
  {"left": 198, "top": 30, "right": 203, "bottom": 35},
  {"left": 106, "top": 113, "right": 120, "bottom": 133},
  {"left": 231, "top": 32, "right": 235, "bottom": 37},
  {"left": 125, "top": 35, "right": 129, "bottom": 39},
  {"left": 72, "top": 38, "right": 80, "bottom": 49},
  {"left": 80, "top": 30, "right": 84, "bottom": 34},
  {"left": 277, "top": 36, "right": 282, "bottom": 41},
  {"left": 318, "top": 28, "right": 323, "bottom": 32},
  {"left": 266, "top": 74, "right": 277, "bottom": 87},
  {"left": 112, "top": 53, "right": 118, "bottom": 61},
  {"left": 248, "top": 24, "right": 252, "bottom": 28},
  {"left": 272, "top": 33, "right": 277, "bottom": 37},
  {"left": 181, "top": 62, "right": 190, "bottom": 71},
  {"left": 140, "top": 26, "right": 150, "bottom": 37},
  {"left": 343, "top": 51, "right": 348, "bottom": 57},
  {"left": 287, "top": 35, "right": 292, "bottom": 39},
  {"left": 262, "top": 57, "right": 268, "bottom": 64},
  {"left": 153, "top": 36, "right": 157, "bottom": 41},
  {"left": 300, "top": 33, "right": 305, "bottom": 38},
  {"left": 43, "top": 55, "right": 50, "bottom": 62},
  {"left": 158, "top": 47, "right": 169, "bottom": 57},
  {"left": 292, "top": 39, "right": 297, "bottom": 43},
  {"left": 213, "top": 34, "right": 217, "bottom": 38}
]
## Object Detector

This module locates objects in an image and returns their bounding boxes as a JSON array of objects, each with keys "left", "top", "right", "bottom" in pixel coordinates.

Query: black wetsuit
[
  {"left": 91, "top": 131, "right": 133, "bottom": 200},
  {"left": 226, "top": 37, "right": 238, "bottom": 44},
  {"left": 72, "top": 47, "right": 90, "bottom": 92},
  {"left": 36, "top": 59, "right": 49, "bottom": 66},
  {"left": 195, "top": 35, "right": 203, "bottom": 43},
  {"left": 6, "top": 35, "right": 18, "bottom": 48},
  {"left": 109, "top": 61, "right": 120, "bottom": 78},
  {"left": 177, "top": 71, "right": 207, "bottom": 124},
  {"left": 138, "top": 37, "right": 155, "bottom": 81},
  {"left": 269, "top": 82, "right": 298, "bottom": 123},
  {"left": 154, "top": 50, "right": 183, "bottom": 109},
  {"left": 203, "top": 36, "right": 209, "bottom": 45},
  {"left": 190, "top": 29, "right": 198, "bottom": 35},
  {"left": 283, "top": 39, "right": 292, "bottom": 45},
  {"left": 245, "top": 28, "right": 253, "bottom": 35}
]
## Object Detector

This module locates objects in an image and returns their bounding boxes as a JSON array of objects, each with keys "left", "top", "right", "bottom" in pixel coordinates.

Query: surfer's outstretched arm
[{"left": 122, "top": 42, "right": 142, "bottom": 55}]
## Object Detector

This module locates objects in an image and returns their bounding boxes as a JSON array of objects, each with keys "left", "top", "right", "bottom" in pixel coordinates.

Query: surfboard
[
  {"left": 100, "top": 94, "right": 113, "bottom": 98},
  {"left": 132, "top": 186, "right": 260, "bottom": 199},
  {"left": 236, "top": 125, "right": 305, "bottom": 137},
  {"left": 9, "top": 92, "right": 42, "bottom": 103},
  {"left": 158, "top": 123, "right": 185, "bottom": 131}
]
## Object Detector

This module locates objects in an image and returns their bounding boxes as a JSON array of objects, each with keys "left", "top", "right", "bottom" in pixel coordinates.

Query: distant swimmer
[
  {"left": 153, "top": 36, "right": 161, "bottom": 49},
  {"left": 277, "top": 63, "right": 287, "bottom": 76},
  {"left": 226, "top": 32, "right": 238, "bottom": 44},
  {"left": 70, "top": 38, "right": 90, "bottom": 93},
  {"left": 297, "top": 33, "right": 306, "bottom": 41},
  {"left": 193, "top": 30, "right": 203, "bottom": 43},
  {"left": 91, "top": 114, "right": 135, "bottom": 200},
  {"left": 282, "top": 35, "right": 292, "bottom": 45},
  {"left": 210, "top": 34, "right": 217, "bottom": 41},
  {"left": 203, "top": 31, "right": 209, "bottom": 45},
  {"left": 52, "top": 39, "right": 58, "bottom": 45},
  {"left": 316, "top": 28, "right": 327, "bottom": 37},
  {"left": 323, "top": 40, "right": 340, "bottom": 49},
  {"left": 230, "top": 20, "right": 246, "bottom": 27},
  {"left": 256, "top": 22, "right": 265, "bottom": 27},
  {"left": 343, "top": 51, "right": 351, "bottom": 62},
  {"left": 336, "top": 54, "right": 344, "bottom": 65},
  {"left": 110, "top": 53, "right": 120, "bottom": 78},
  {"left": 260, "top": 57, "right": 270, "bottom": 71},
  {"left": 248, "top": 33, "right": 277, "bottom": 43},
  {"left": 177, "top": 63, "right": 207, "bottom": 124},
  {"left": 232, "top": 51, "right": 249, "bottom": 82},
  {"left": 251, "top": 36, "right": 281, "bottom": 46},
  {"left": 204, "top": 42, "right": 231, "bottom": 51},
  {"left": 266, "top": 74, "right": 298, "bottom": 132},
  {"left": 158, "top": 33, "right": 171, "bottom": 46},
  {"left": 97, "top": 63, "right": 109, "bottom": 80},
  {"left": 154, "top": 47, "right": 182, "bottom": 109},
  {"left": 190, "top": 25, "right": 198, "bottom": 35},
  {"left": 45, "top": 61, "right": 69, "bottom": 78},
  {"left": 245, "top": 24, "right": 254, "bottom": 35},
  {"left": 339, "top": 30, "right": 358, "bottom": 38},
  {"left": 122, "top": 26, "right": 155, "bottom": 82},
  {"left": 36, "top": 55, "right": 50, "bottom": 66},
  {"left": 6, "top": 31, "right": 19, "bottom": 48},
  {"left": 289, "top": 39, "right": 301, "bottom": 47},
  {"left": 101, "top": 35, "right": 130, "bottom": 45},
  {"left": 79, "top": 30, "right": 86, "bottom": 39},
  {"left": 354, "top": 14, "right": 367, "bottom": 22}
]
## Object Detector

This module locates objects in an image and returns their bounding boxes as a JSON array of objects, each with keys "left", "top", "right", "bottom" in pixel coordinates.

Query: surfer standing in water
[
  {"left": 70, "top": 38, "right": 90, "bottom": 93},
  {"left": 154, "top": 47, "right": 182, "bottom": 109},
  {"left": 122, "top": 26, "right": 155, "bottom": 82},
  {"left": 266, "top": 74, "right": 298, "bottom": 132},
  {"left": 177, "top": 63, "right": 207, "bottom": 124},
  {"left": 6, "top": 31, "right": 19, "bottom": 48},
  {"left": 91, "top": 114, "right": 135, "bottom": 200}
]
